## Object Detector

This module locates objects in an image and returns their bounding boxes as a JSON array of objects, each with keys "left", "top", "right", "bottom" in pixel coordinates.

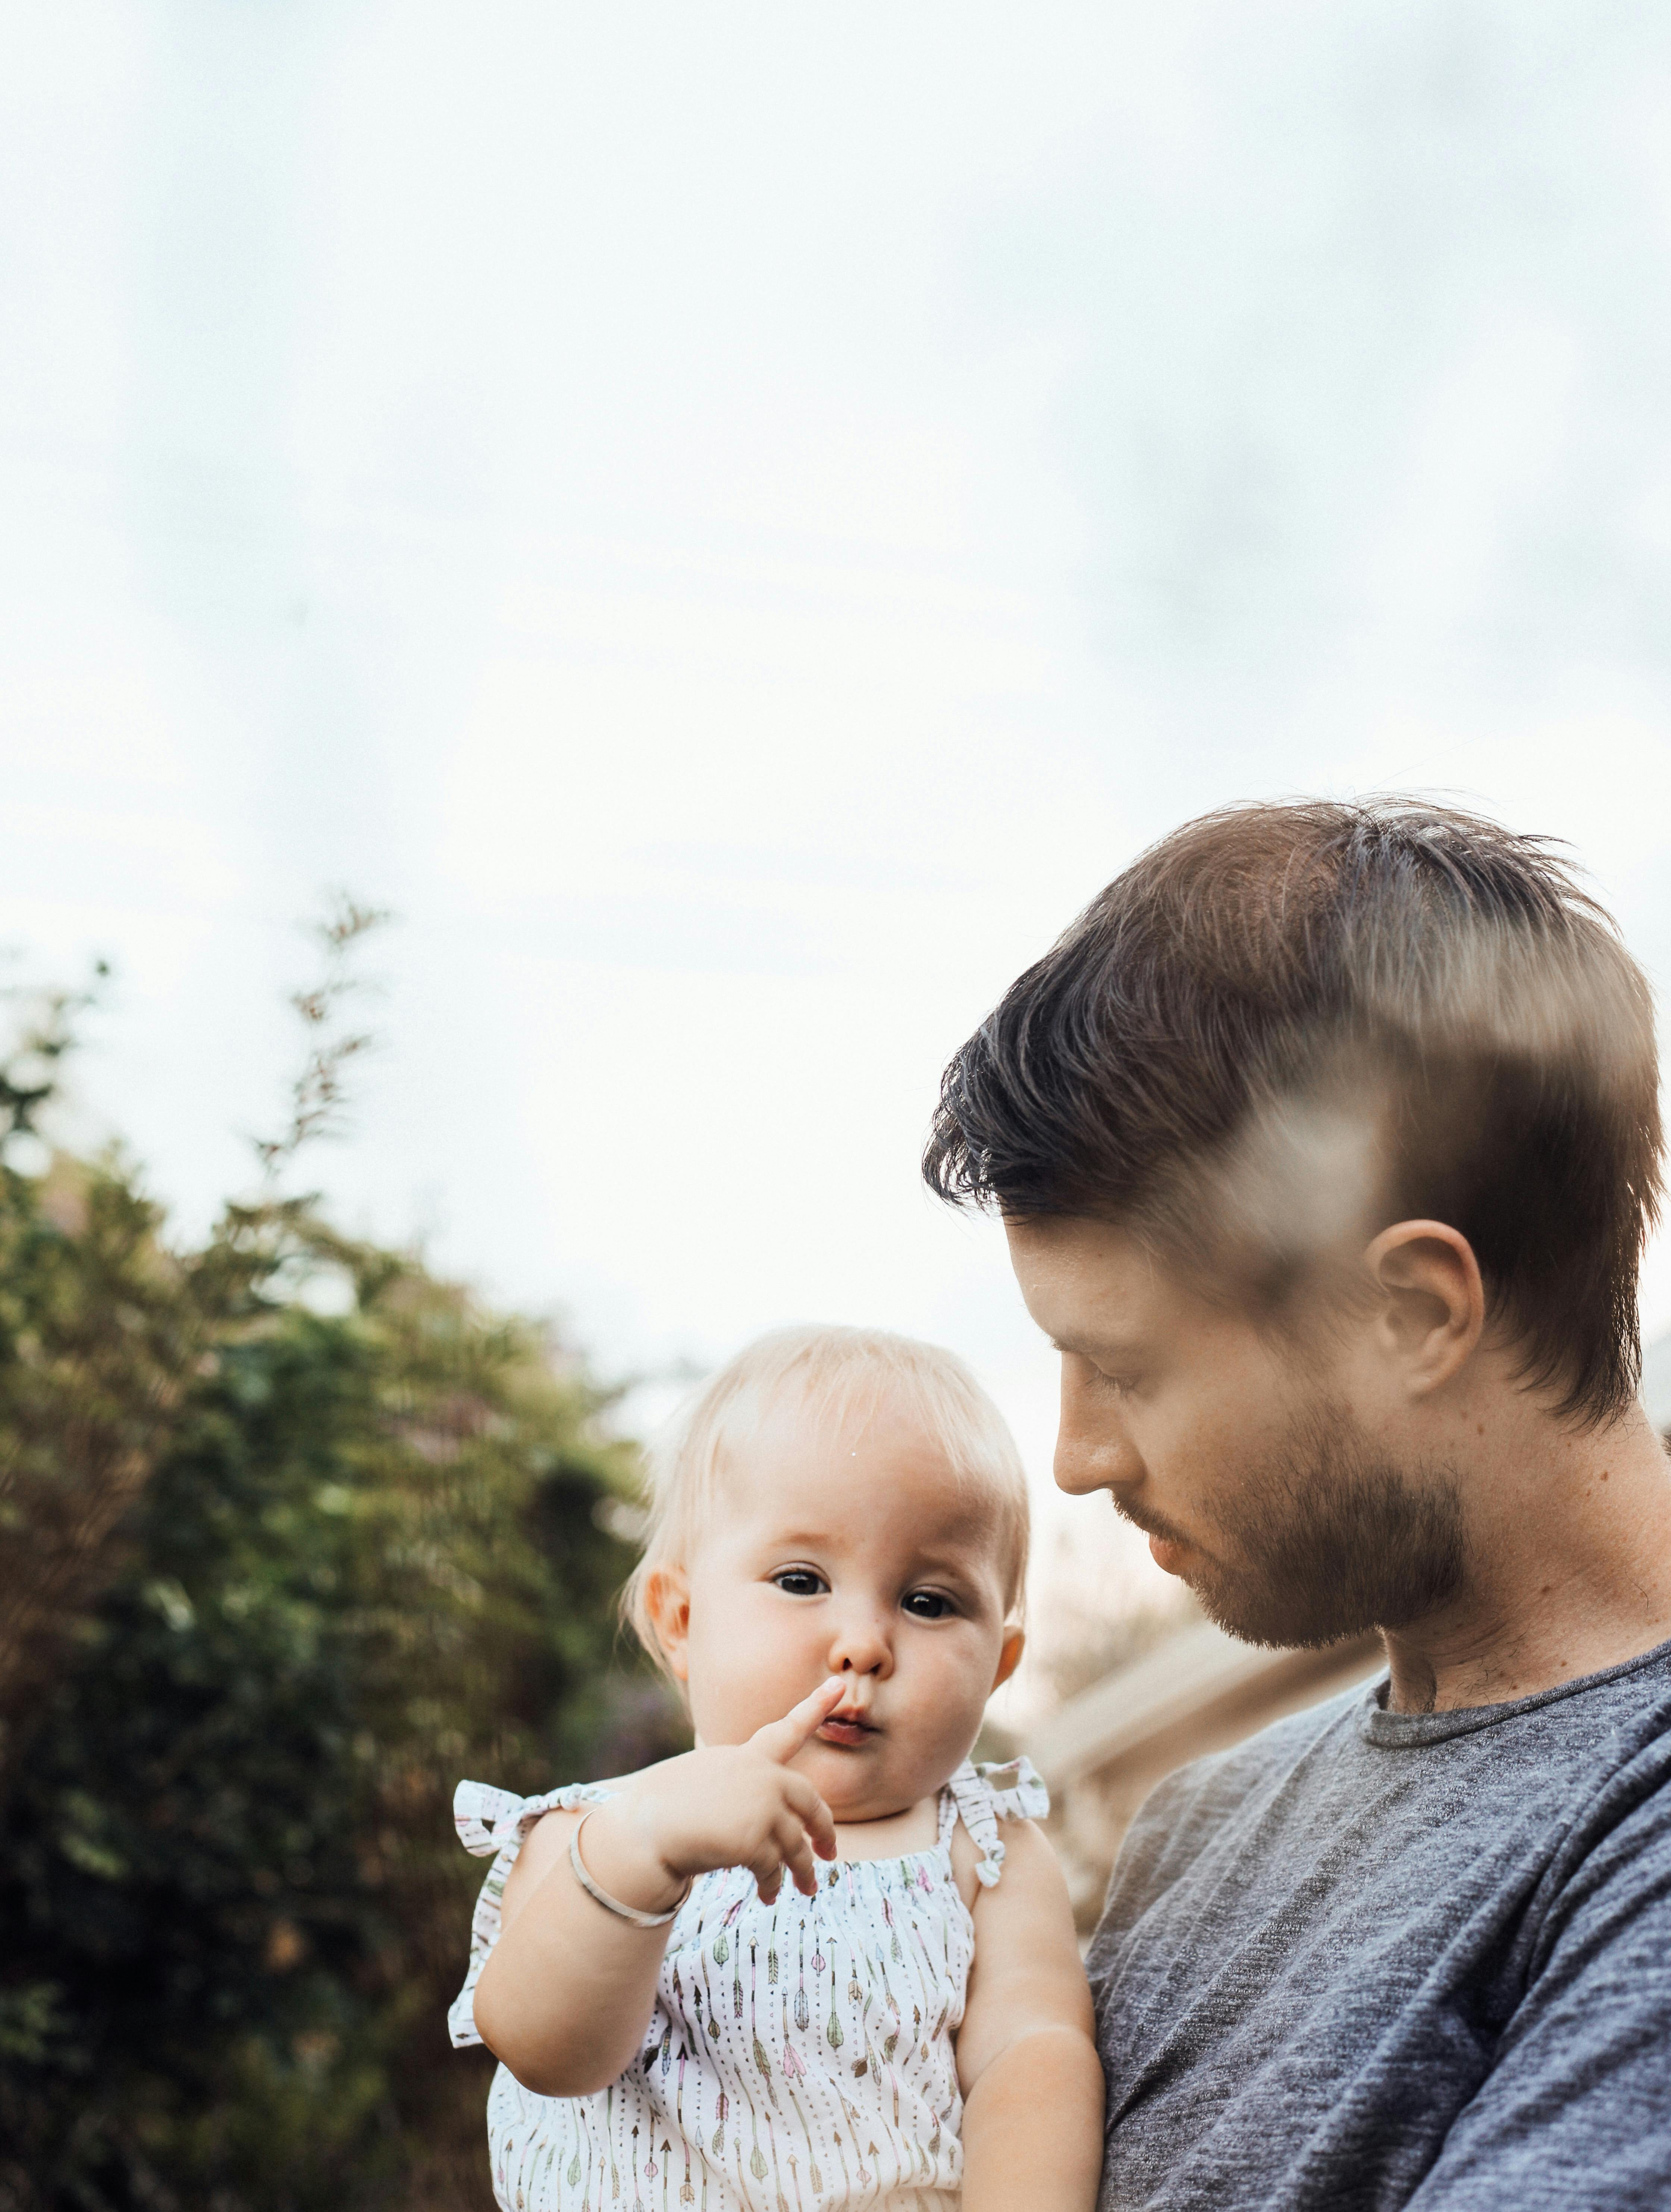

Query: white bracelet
[{"left": 568, "top": 1810, "right": 689, "bottom": 1929}]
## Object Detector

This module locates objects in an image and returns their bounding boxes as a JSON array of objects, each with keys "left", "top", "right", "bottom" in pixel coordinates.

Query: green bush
[{"left": 0, "top": 1170, "right": 685, "bottom": 2211}]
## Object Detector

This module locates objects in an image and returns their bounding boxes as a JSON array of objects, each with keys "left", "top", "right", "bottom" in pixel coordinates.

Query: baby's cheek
[
  {"left": 686, "top": 1651, "right": 777, "bottom": 1744},
  {"left": 914, "top": 1640, "right": 1000, "bottom": 1754}
]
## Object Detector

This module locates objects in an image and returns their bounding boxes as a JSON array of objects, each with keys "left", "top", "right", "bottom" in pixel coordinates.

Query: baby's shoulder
[
  {"left": 456, "top": 1769, "right": 652, "bottom": 1926},
  {"left": 935, "top": 1755, "right": 1050, "bottom": 1909},
  {"left": 941, "top": 1754, "right": 1051, "bottom": 1895},
  {"left": 948, "top": 1801, "right": 1053, "bottom": 1909},
  {"left": 453, "top": 1773, "right": 623, "bottom": 1860},
  {"left": 955, "top": 1755, "right": 1050, "bottom": 1824},
  {"left": 454, "top": 1750, "right": 697, "bottom": 1838}
]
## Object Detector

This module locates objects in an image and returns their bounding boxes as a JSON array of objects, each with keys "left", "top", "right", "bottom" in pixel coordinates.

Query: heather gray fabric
[{"left": 1089, "top": 1638, "right": 1671, "bottom": 2210}]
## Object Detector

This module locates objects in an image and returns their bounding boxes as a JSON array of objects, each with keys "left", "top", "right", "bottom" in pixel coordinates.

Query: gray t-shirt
[{"left": 1089, "top": 1638, "right": 1671, "bottom": 2210}]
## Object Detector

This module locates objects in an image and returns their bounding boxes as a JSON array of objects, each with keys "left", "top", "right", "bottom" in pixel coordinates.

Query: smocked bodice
[{"left": 450, "top": 1756, "right": 1047, "bottom": 2212}]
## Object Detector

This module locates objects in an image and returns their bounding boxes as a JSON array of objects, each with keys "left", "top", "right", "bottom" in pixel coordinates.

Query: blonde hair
[{"left": 622, "top": 1324, "right": 1030, "bottom": 1669}]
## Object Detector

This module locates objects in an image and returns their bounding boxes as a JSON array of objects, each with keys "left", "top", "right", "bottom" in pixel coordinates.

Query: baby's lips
[{"left": 817, "top": 1705, "right": 878, "bottom": 1741}]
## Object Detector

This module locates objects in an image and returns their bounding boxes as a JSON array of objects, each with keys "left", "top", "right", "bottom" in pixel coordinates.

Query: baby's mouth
[{"left": 816, "top": 1709, "right": 878, "bottom": 1750}]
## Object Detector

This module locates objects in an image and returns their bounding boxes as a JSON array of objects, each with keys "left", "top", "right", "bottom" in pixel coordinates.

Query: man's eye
[
  {"left": 772, "top": 1569, "right": 826, "bottom": 1598},
  {"left": 902, "top": 1589, "right": 954, "bottom": 1621}
]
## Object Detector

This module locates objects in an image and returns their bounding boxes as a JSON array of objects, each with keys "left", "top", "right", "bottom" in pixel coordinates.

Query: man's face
[{"left": 1004, "top": 1213, "right": 1465, "bottom": 1648}]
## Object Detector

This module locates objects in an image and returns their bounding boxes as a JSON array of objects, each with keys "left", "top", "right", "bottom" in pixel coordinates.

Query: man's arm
[{"left": 1406, "top": 1791, "right": 1671, "bottom": 2209}]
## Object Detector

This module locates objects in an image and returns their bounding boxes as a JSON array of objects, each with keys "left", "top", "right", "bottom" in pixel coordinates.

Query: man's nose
[
  {"left": 827, "top": 1604, "right": 893, "bottom": 1679},
  {"left": 1054, "top": 1353, "right": 1146, "bottom": 1497}
]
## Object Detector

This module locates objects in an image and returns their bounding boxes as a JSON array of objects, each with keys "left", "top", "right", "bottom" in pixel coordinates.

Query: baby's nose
[{"left": 827, "top": 1607, "right": 892, "bottom": 1677}]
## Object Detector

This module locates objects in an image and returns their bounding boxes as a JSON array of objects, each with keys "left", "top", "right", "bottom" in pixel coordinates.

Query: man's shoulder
[
  {"left": 1085, "top": 1659, "right": 1671, "bottom": 2210},
  {"left": 1146, "top": 1676, "right": 1371, "bottom": 1822},
  {"left": 1094, "top": 1679, "right": 1369, "bottom": 1914},
  {"left": 1105, "top": 1644, "right": 1671, "bottom": 1924},
  {"left": 1223, "top": 1675, "right": 1373, "bottom": 1767}
]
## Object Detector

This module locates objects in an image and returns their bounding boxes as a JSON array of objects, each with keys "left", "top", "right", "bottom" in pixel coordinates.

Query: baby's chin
[{"left": 800, "top": 1743, "right": 948, "bottom": 1827}]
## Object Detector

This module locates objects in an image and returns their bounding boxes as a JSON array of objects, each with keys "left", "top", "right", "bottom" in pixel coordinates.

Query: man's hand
[{"left": 582, "top": 1676, "right": 844, "bottom": 1909}]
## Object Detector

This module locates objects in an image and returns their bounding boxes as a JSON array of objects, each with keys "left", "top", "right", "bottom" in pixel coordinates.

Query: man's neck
[{"left": 1381, "top": 1398, "right": 1671, "bottom": 1715}]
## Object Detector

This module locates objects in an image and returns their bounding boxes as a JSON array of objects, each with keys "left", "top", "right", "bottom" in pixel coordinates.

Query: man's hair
[
  {"left": 622, "top": 1323, "right": 1030, "bottom": 1670},
  {"left": 924, "top": 799, "right": 1662, "bottom": 1426}
]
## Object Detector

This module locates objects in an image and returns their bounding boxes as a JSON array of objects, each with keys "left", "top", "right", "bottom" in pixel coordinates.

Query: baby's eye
[
  {"left": 771, "top": 1568, "right": 827, "bottom": 1598},
  {"left": 902, "top": 1589, "right": 956, "bottom": 1621}
]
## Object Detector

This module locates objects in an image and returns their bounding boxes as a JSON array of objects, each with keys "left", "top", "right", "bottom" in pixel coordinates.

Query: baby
[{"left": 449, "top": 1325, "right": 1103, "bottom": 2211}]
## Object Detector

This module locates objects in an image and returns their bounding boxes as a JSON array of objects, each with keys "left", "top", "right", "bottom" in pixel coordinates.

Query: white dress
[{"left": 449, "top": 1756, "right": 1048, "bottom": 2212}]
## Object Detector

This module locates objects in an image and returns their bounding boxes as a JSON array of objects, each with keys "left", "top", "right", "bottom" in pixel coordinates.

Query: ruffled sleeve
[
  {"left": 942, "top": 1755, "right": 1050, "bottom": 1889},
  {"left": 447, "top": 1778, "right": 617, "bottom": 2049}
]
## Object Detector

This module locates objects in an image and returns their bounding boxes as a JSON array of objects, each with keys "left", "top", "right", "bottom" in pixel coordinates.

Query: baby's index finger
[{"left": 748, "top": 1676, "right": 845, "bottom": 1764}]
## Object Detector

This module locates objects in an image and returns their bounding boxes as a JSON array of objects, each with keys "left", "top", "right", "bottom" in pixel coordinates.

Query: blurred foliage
[
  {"left": 0, "top": 1156, "right": 197, "bottom": 1768},
  {"left": 0, "top": 981, "right": 687, "bottom": 2211}
]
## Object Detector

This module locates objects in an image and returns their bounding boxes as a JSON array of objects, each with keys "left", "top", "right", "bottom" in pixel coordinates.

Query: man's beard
[{"left": 1117, "top": 1397, "right": 1469, "bottom": 1650}]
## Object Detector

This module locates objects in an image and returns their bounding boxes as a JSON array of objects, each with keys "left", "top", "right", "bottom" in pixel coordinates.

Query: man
[{"left": 924, "top": 799, "right": 1671, "bottom": 2210}]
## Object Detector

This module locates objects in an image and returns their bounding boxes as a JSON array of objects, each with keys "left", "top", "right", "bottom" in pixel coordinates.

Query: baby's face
[{"left": 664, "top": 1392, "right": 1021, "bottom": 1824}]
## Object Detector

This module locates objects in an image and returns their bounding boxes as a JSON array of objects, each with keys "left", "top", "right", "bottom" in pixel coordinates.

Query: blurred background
[{"left": 5, "top": 2, "right": 1671, "bottom": 2205}]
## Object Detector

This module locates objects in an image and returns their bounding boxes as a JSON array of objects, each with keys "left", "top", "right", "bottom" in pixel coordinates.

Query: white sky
[{"left": 7, "top": 2, "right": 1671, "bottom": 1707}]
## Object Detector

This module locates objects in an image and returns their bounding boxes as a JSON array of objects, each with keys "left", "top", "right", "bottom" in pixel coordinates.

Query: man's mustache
[{"left": 1106, "top": 1489, "right": 1201, "bottom": 1554}]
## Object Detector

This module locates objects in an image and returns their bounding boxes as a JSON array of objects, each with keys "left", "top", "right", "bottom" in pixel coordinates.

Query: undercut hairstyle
[
  {"left": 924, "top": 799, "right": 1663, "bottom": 1427},
  {"left": 622, "top": 1324, "right": 1031, "bottom": 1671}
]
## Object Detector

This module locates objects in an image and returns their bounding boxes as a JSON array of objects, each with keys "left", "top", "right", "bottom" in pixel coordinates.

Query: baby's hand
[{"left": 580, "top": 1678, "right": 844, "bottom": 1911}]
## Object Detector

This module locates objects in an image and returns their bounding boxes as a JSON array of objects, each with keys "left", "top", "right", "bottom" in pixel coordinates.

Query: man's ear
[
  {"left": 991, "top": 1625, "right": 1025, "bottom": 1694},
  {"left": 642, "top": 1565, "right": 693, "bottom": 1683},
  {"left": 1362, "top": 1219, "right": 1485, "bottom": 1397}
]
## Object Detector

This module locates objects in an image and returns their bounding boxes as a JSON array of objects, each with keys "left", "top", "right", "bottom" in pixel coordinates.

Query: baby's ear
[
  {"left": 643, "top": 1565, "right": 693, "bottom": 1682},
  {"left": 991, "top": 1625, "right": 1025, "bottom": 1693}
]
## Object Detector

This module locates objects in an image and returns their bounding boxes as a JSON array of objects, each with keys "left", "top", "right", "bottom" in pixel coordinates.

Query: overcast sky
[{"left": 7, "top": 2, "right": 1671, "bottom": 1698}]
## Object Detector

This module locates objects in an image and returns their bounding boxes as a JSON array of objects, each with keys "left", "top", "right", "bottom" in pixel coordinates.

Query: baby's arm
[
  {"left": 954, "top": 1820, "right": 1104, "bottom": 2212},
  {"left": 474, "top": 1680, "right": 841, "bottom": 2096}
]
